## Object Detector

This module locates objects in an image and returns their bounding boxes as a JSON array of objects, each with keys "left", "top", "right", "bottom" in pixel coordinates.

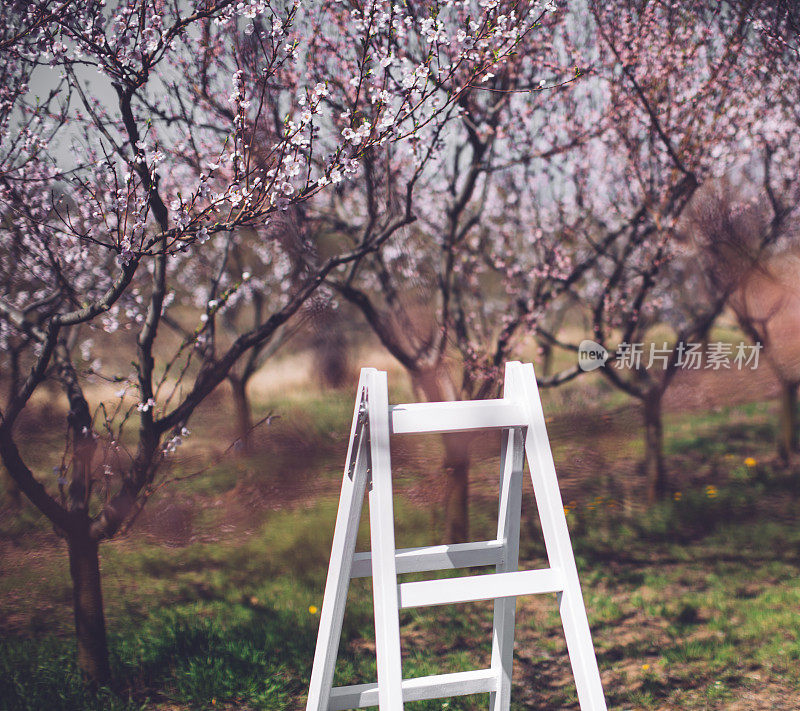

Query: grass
[{"left": 2, "top": 368, "right": 800, "bottom": 709}]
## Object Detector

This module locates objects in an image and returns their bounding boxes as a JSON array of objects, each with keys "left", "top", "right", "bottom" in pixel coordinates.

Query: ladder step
[
  {"left": 390, "top": 399, "right": 526, "bottom": 434},
  {"left": 398, "top": 568, "right": 564, "bottom": 609},
  {"left": 328, "top": 668, "right": 497, "bottom": 709},
  {"left": 350, "top": 540, "right": 504, "bottom": 579}
]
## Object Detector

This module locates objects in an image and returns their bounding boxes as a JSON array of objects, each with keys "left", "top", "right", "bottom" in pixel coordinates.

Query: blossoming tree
[
  {"left": 317, "top": 0, "right": 800, "bottom": 532},
  {"left": 537, "top": 0, "right": 800, "bottom": 500},
  {"left": 0, "top": 0, "right": 529, "bottom": 684},
  {"left": 309, "top": 2, "right": 605, "bottom": 541}
]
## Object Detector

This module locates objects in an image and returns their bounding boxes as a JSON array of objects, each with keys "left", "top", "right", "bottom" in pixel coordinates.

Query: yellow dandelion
[
  {"left": 642, "top": 664, "right": 650, "bottom": 671},
  {"left": 309, "top": 605, "right": 319, "bottom": 614},
  {"left": 744, "top": 457, "right": 757, "bottom": 467},
  {"left": 673, "top": 492, "right": 682, "bottom": 501}
]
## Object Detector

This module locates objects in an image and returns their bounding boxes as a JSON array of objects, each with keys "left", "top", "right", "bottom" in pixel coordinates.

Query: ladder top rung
[{"left": 390, "top": 399, "right": 526, "bottom": 434}]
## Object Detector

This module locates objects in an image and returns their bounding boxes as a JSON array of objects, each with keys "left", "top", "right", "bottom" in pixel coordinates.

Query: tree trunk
[
  {"left": 411, "top": 367, "right": 473, "bottom": 543},
  {"left": 228, "top": 375, "right": 253, "bottom": 454},
  {"left": 442, "top": 432, "right": 471, "bottom": 543},
  {"left": 538, "top": 340, "right": 553, "bottom": 378},
  {"left": 67, "top": 534, "right": 111, "bottom": 687},
  {"left": 778, "top": 380, "right": 798, "bottom": 463},
  {"left": 1, "top": 462, "right": 21, "bottom": 508},
  {"left": 4, "top": 347, "right": 22, "bottom": 509},
  {"left": 643, "top": 392, "right": 667, "bottom": 504},
  {"left": 311, "top": 309, "right": 350, "bottom": 389}
]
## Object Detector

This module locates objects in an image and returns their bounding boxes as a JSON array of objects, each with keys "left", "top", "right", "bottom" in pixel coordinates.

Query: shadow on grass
[{"left": 0, "top": 603, "right": 317, "bottom": 711}]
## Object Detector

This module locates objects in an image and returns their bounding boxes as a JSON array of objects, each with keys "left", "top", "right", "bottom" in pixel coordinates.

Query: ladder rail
[
  {"left": 365, "top": 369, "right": 404, "bottom": 710},
  {"left": 490, "top": 421, "right": 526, "bottom": 710},
  {"left": 511, "top": 361, "right": 607, "bottom": 710},
  {"left": 306, "top": 378, "right": 372, "bottom": 711}
]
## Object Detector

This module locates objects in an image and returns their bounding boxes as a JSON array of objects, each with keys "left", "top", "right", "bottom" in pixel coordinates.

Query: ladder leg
[
  {"left": 307, "top": 379, "right": 372, "bottom": 711},
  {"left": 509, "top": 362, "right": 607, "bottom": 710},
  {"left": 490, "top": 427, "right": 525, "bottom": 711},
  {"left": 366, "top": 369, "right": 404, "bottom": 710}
]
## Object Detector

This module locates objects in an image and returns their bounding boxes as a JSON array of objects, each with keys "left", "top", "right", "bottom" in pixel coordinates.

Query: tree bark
[
  {"left": 411, "top": 367, "right": 473, "bottom": 543},
  {"left": 67, "top": 534, "right": 111, "bottom": 687},
  {"left": 643, "top": 391, "right": 667, "bottom": 504},
  {"left": 228, "top": 375, "right": 253, "bottom": 454},
  {"left": 442, "top": 431, "right": 471, "bottom": 543},
  {"left": 778, "top": 380, "right": 798, "bottom": 463},
  {"left": 1, "top": 462, "right": 21, "bottom": 508},
  {"left": 538, "top": 340, "right": 553, "bottom": 378}
]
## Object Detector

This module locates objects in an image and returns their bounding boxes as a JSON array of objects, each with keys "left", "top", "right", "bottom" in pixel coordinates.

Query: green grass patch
[{"left": 4, "top": 370, "right": 800, "bottom": 709}]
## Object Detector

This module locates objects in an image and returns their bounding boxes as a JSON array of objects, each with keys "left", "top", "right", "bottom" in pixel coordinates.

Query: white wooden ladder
[{"left": 305, "top": 361, "right": 607, "bottom": 710}]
